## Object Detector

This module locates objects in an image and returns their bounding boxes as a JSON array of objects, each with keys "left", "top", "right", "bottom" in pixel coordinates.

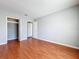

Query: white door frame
[
  {"left": 7, "top": 17, "right": 20, "bottom": 42},
  {"left": 27, "top": 21, "right": 33, "bottom": 38}
]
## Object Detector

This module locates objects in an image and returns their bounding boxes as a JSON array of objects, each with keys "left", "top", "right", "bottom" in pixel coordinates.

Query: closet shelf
[{"left": 7, "top": 21, "right": 18, "bottom": 24}]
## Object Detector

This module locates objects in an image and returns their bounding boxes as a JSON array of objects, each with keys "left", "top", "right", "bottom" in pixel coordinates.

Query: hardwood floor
[{"left": 0, "top": 38, "right": 79, "bottom": 59}]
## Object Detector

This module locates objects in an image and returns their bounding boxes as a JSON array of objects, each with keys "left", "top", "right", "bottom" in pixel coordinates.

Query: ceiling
[{"left": 0, "top": 0, "right": 78, "bottom": 19}]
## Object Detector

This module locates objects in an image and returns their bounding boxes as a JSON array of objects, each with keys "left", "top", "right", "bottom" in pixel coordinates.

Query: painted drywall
[
  {"left": 0, "top": 9, "right": 28, "bottom": 45},
  {"left": 37, "top": 5, "right": 79, "bottom": 48},
  {"left": 8, "top": 23, "right": 17, "bottom": 40},
  {"left": 0, "top": 0, "right": 78, "bottom": 19},
  {"left": 19, "top": 16, "right": 28, "bottom": 41}
]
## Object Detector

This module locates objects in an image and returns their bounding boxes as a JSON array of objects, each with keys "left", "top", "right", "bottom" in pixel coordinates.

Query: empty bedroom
[{"left": 0, "top": 0, "right": 79, "bottom": 59}]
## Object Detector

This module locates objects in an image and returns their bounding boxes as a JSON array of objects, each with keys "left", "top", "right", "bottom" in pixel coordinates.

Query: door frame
[
  {"left": 7, "top": 17, "right": 20, "bottom": 42},
  {"left": 27, "top": 21, "right": 33, "bottom": 38}
]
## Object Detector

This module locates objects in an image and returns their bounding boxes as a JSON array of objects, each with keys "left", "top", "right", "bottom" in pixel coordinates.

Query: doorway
[
  {"left": 27, "top": 21, "right": 33, "bottom": 38},
  {"left": 7, "top": 18, "right": 19, "bottom": 41}
]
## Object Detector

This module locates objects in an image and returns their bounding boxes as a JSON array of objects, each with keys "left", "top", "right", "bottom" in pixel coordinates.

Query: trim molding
[
  {"left": 0, "top": 42, "right": 7, "bottom": 45},
  {"left": 19, "top": 38, "right": 27, "bottom": 41},
  {"left": 35, "top": 37, "right": 79, "bottom": 50}
]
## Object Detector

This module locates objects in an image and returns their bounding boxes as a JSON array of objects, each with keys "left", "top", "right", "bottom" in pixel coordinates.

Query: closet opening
[{"left": 7, "top": 17, "right": 19, "bottom": 42}]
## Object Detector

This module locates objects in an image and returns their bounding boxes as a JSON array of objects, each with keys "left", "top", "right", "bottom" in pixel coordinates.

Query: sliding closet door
[{"left": 8, "top": 23, "right": 17, "bottom": 40}]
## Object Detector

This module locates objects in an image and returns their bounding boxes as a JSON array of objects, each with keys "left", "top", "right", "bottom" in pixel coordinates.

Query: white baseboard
[
  {"left": 19, "top": 38, "right": 27, "bottom": 41},
  {"left": 36, "top": 38, "right": 79, "bottom": 50},
  {"left": 0, "top": 42, "right": 7, "bottom": 45}
]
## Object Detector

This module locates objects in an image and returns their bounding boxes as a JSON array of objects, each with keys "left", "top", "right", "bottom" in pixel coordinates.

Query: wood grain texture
[{"left": 0, "top": 38, "right": 79, "bottom": 59}]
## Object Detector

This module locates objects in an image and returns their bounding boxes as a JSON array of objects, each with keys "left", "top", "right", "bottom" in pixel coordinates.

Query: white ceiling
[{"left": 0, "top": 0, "right": 78, "bottom": 19}]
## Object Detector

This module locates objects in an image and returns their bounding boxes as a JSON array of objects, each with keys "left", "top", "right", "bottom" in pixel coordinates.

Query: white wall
[
  {"left": 19, "top": 16, "right": 28, "bottom": 41},
  {"left": 0, "top": 9, "right": 28, "bottom": 45},
  {"left": 37, "top": 5, "right": 79, "bottom": 48}
]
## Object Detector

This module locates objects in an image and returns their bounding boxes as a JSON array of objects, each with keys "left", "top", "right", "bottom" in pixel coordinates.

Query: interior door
[{"left": 27, "top": 22, "right": 33, "bottom": 37}]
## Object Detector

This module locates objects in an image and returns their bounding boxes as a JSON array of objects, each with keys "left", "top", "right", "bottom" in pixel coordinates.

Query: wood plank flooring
[{"left": 0, "top": 38, "right": 79, "bottom": 59}]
